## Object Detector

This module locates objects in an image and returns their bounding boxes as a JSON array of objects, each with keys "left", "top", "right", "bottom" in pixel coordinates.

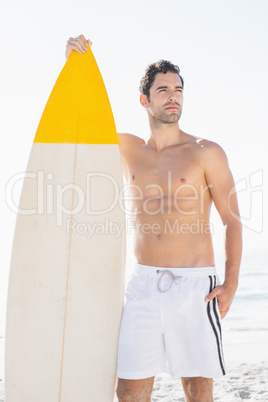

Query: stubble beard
[
  {"left": 158, "top": 110, "right": 181, "bottom": 124},
  {"left": 151, "top": 109, "right": 182, "bottom": 127},
  {"left": 148, "top": 103, "right": 182, "bottom": 127}
]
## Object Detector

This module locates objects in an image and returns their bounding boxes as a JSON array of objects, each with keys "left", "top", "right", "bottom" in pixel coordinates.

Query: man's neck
[{"left": 147, "top": 122, "right": 184, "bottom": 153}]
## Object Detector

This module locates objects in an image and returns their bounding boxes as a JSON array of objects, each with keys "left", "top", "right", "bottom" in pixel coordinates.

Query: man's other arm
[{"left": 202, "top": 141, "right": 242, "bottom": 318}]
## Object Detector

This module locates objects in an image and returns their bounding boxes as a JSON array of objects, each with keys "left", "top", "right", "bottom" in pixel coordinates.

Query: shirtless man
[{"left": 66, "top": 35, "right": 242, "bottom": 402}]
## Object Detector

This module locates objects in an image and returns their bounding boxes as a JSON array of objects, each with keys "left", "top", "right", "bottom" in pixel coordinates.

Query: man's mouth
[{"left": 165, "top": 105, "right": 179, "bottom": 110}]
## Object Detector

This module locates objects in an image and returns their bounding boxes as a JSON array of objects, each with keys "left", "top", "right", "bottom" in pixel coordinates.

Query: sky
[{"left": 0, "top": 0, "right": 267, "bottom": 295}]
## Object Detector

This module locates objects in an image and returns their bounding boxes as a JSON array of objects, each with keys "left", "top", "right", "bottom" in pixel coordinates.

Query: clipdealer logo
[
  {"left": 5, "top": 169, "right": 264, "bottom": 234},
  {"left": 5, "top": 170, "right": 211, "bottom": 223}
]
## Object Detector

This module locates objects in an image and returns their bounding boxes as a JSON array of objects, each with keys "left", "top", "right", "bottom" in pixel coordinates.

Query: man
[{"left": 66, "top": 35, "right": 242, "bottom": 401}]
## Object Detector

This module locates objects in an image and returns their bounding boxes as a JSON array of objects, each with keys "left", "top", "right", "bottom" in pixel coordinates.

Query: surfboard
[{"left": 5, "top": 46, "right": 126, "bottom": 401}]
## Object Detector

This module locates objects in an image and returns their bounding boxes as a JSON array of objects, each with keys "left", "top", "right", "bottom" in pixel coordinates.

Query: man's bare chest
[{"left": 126, "top": 147, "right": 207, "bottom": 198}]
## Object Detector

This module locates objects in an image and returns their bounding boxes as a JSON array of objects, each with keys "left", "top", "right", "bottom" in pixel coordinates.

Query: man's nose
[{"left": 168, "top": 91, "right": 177, "bottom": 102}]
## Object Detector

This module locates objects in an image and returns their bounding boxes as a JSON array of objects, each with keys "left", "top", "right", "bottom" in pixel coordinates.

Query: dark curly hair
[{"left": 139, "top": 60, "right": 184, "bottom": 100}]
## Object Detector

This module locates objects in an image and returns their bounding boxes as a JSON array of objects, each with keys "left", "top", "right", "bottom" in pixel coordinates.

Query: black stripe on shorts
[{"left": 207, "top": 275, "right": 226, "bottom": 375}]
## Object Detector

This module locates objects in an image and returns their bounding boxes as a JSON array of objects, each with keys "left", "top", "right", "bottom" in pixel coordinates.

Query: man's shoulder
[
  {"left": 194, "top": 137, "right": 227, "bottom": 158},
  {"left": 117, "top": 133, "right": 146, "bottom": 156},
  {"left": 182, "top": 132, "right": 225, "bottom": 155},
  {"left": 194, "top": 137, "right": 222, "bottom": 150},
  {"left": 194, "top": 138, "right": 229, "bottom": 173},
  {"left": 118, "top": 133, "right": 145, "bottom": 144}
]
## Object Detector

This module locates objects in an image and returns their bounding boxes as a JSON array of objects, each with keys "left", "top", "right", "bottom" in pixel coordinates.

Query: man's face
[{"left": 142, "top": 72, "right": 184, "bottom": 125}]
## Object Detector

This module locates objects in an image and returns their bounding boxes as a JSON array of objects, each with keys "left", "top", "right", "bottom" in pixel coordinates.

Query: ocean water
[
  {"left": 216, "top": 250, "right": 268, "bottom": 361},
  {"left": 0, "top": 250, "right": 267, "bottom": 381},
  {"left": 224, "top": 251, "right": 267, "bottom": 330}
]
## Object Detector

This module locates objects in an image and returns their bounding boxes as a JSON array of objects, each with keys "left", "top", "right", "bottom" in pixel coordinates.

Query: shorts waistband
[{"left": 132, "top": 263, "right": 216, "bottom": 277}]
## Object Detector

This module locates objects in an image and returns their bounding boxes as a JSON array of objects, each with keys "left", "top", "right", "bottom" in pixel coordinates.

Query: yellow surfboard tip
[{"left": 33, "top": 47, "right": 118, "bottom": 145}]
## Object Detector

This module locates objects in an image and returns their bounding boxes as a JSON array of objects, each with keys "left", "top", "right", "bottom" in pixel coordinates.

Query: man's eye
[{"left": 159, "top": 89, "right": 166, "bottom": 92}]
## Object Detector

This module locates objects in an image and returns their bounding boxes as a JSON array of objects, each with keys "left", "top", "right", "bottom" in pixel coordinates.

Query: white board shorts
[{"left": 117, "top": 264, "right": 226, "bottom": 379}]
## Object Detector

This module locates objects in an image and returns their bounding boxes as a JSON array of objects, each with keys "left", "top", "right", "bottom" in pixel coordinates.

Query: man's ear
[{"left": 140, "top": 93, "right": 149, "bottom": 108}]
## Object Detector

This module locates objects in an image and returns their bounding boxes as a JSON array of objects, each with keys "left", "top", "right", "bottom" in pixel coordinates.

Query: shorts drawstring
[{"left": 156, "top": 269, "right": 182, "bottom": 293}]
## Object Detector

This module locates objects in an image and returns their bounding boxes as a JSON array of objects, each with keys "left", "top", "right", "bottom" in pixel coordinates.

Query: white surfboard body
[{"left": 5, "top": 48, "right": 126, "bottom": 401}]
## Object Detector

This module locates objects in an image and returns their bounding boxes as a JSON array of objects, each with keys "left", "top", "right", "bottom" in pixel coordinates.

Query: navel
[
  {"left": 180, "top": 178, "right": 186, "bottom": 183},
  {"left": 131, "top": 175, "right": 135, "bottom": 181}
]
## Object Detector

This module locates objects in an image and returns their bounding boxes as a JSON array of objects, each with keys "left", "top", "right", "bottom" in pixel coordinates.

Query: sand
[
  {"left": 140, "top": 361, "right": 268, "bottom": 401},
  {"left": 114, "top": 342, "right": 268, "bottom": 401},
  {"left": 0, "top": 361, "right": 267, "bottom": 401},
  {"left": 112, "top": 360, "right": 268, "bottom": 401},
  {"left": 1, "top": 343, "right": 267, "bottom": 401}
]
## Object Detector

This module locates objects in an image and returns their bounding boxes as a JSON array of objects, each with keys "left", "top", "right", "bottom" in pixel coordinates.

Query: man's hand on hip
[{"left": 205, "top": 283, "right": 237, "bottom": 319}]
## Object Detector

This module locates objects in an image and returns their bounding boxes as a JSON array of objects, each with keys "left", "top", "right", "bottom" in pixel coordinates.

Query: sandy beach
[
  {"left": 1, "top": 348, "right": 267, "bottom": 401},
  {"left": 0, "top": 361, "right": 267, "bottom": 401},
  {"left": 114, "top": 341, "right": 268, "bottom": 401},
  {"left": 111, "top": 360, "right": 268, "bottom": 401},
  {"left": 146, "top": 362, "right": 267, "bottom": 401},
  {"left": 127, "top": 361, "right": 268, "bottom": 401}
]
